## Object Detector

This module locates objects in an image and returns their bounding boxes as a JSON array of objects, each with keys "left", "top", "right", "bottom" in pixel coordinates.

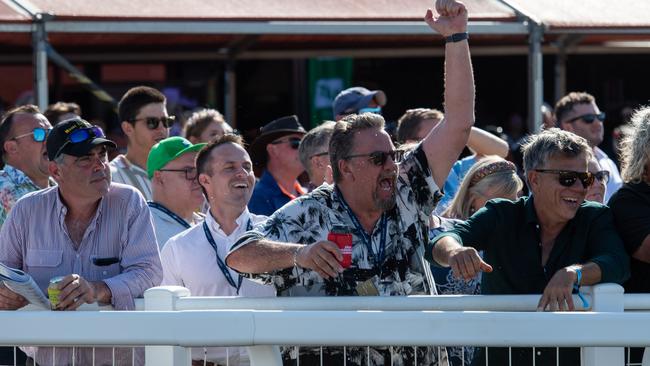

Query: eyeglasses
[
  {"left": 130, "top": 116, "right": 175, "bottom": 130},
  {"left": 54, "top": 126, "right": 105, "bottom": 160},
  {"left": 534, "top": 169, "right": 594, "bottom": 188},
  {"left": 270, "top": 137, "right": 301, "bottom": 150},
  {"left": 592, "top": 170, "right": 610, "bottom": 184},
  {"left": 12, "top": 127, "right": 51, "bottom": 142},
  {"left": 566, "top": 112, "right": 606, "bottom": 124},
  {"left": 158, "top": 167, "right": 198, "bottom": 181},
  {"left": 345, "top": 150, "right": 402, "bottom": 166},
  {"left": 310, "top": 151, "right": 329, "bottom": 158}
]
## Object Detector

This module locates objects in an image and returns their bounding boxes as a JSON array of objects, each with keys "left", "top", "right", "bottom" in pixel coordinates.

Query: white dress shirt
[{"left": 595, "top": 147, "right": 623, "bottom": 203}]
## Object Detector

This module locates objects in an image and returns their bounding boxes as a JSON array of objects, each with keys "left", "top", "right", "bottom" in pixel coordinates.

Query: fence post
[
  {"left": 247, "top": 345, "right": 283, "bottom": 366},
  {"left": 581, "top": 283, "right": 624, "bottom": 366},
  {"left": 144, "top": 286, "right": 191, "bottom": 366}
]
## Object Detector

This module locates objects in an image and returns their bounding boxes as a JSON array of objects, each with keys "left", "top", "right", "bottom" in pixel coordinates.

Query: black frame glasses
[
  {"left": 158, "top": 167, "right": 198, "bottom": 181},
  {"left": 12, "top": 127, "right": 51, "bottom": 142},
  {"left": 270, "top": 137, "right": 301, "bottom": 150},
  {"left": 345, "top": 150, "right": 402, "bottom": 166},
  {"left": 534, "top": 169, "right": 594, "bottom": 188},
  {"left": 566, "top": 112, "right": 606, "bottom": 124},
  {"left": 592, "top": 170, "right": 610, "bottom": 184},
  {"left": 130, "top": 116, "right": 175, "bottom": 130}
]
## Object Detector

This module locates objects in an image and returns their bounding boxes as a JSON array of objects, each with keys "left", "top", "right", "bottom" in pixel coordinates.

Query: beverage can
[
  {"left": 48, "top": 276, "right": 64, "bottom": 309},
  {"left": 328, "top": 225, "right": 353, "bottom": 268}
]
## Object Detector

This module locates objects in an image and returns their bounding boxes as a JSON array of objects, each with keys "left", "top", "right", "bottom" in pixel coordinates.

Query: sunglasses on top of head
[
  {"left": 270, "top": 137, "right": 301, "bottom": 150},
  {"left": 130, "top": 116, "right": 175, "bottom": 130},
  {"left": 12, "top": 127, "right": 51, "bottom": 142},
  {"left": 54, "top": 126, "right": 106, "bottom": 160},
  {"left": 566, "top": 112, "right": 606, "bottom": 124},
  {"left": 345, "top": 150, "right": 403, "bottom": 166},
  {"left": 534, "top": 169, "right": 594, "bottom": 188}
]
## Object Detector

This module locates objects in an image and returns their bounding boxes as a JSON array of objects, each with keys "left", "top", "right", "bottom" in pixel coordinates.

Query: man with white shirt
[
  {"left": 147, "top": 136, "right": 206, "bottom": 247},
  {"left": 160, "top": 134, "right": 275, "bottom": 366}
]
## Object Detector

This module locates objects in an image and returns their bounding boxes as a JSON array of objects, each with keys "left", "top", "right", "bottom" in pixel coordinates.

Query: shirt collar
[
  {"left": 206, "top": 207, "right": 250, "bottom": 236},
  {"left": 55, "top": 186, "right": 105, "bottom": 233},
  {"left": 523, "top": 195, "right": 539, "bottom": 225},
  {"left": 4, "top": 164, "right": 38, "bottom": 187}
]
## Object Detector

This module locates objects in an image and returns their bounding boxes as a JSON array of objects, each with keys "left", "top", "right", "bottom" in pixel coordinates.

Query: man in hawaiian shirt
[
  {"left": 0, "top": 105, "right": 53, "bottom": 227},
  {"left": 226, "top": 1, "right": 474, "bottom": 364}
]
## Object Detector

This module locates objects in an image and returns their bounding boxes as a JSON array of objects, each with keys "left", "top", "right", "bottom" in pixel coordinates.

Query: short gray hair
[
  {"left": 619, "top": 106, "right": 650, "bottom": 183},
  {"left": 521, "top": 128, "right": 593, "bottom": 173},
  {"left": 298, "top": 121, "right": 336, "bottom": 179},
  {"left": 330, "top": 113, "right": 385, "bottom": 183}
]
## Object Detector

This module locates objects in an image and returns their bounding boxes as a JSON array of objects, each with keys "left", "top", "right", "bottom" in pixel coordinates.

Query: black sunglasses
[
  {"left": 270, "top": 137, "right": 301, "bottom": 150},
  {"left": 535, "top": 169, "right": 594, "bottom": 188},
  {"left": 566, "top": 112, "right": 606, "bottom": 124},
  {"left": 131, "top": 116, "right": 175, "bottom": 130},
  {"left": 592, "top": 170, "right": 610, "bottom": 184},
  {"left": 345, "top": 150, "right": 402, "bottom": 166}
]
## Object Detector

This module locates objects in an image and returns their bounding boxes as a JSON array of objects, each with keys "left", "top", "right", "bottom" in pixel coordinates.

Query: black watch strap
[{"left": 445, "top": 32, "right": 469, "bottom": 43}]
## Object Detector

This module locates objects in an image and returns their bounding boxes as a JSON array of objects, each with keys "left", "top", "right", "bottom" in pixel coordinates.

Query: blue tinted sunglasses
[
  {"left": 54, "top": 126, "right": 106, "bottom": 159},
  {"left": 12, "top": 127, "right": 51, "bottom": 142},
  {"left": 358, "top": 106, "right": 382, "bottom": 115}
]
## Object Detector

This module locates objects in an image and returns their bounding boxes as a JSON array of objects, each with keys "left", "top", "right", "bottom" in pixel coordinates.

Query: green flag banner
[{"left": 308, "top": 57, "right": 353, "bottom": 128}]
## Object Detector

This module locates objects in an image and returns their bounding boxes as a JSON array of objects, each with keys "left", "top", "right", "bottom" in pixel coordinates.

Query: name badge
[{"left": 356, "top": 276, "right": 380, "bottom": 296}]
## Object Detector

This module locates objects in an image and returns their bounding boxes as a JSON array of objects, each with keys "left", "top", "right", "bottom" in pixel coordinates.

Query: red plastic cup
[{"left": 328, "top": 226, "right": 352, "bottom": 268}]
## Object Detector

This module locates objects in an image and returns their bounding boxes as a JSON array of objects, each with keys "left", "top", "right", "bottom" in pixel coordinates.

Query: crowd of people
[{"left": 0, "top": 1, "right": 647, "bottom": 365}]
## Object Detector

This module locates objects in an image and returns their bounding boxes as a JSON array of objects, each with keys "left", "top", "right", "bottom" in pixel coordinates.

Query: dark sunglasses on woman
[{"left": 535, "top": 169, "right": 595, "bottom": 188}]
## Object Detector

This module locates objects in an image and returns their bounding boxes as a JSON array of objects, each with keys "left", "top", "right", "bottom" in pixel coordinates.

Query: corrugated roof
[
  {"left": 507, "top": 0, "right": 650, "bottom": 30},
  {"left": 24, "top": 0, "right": 518, "bottom": 22}
]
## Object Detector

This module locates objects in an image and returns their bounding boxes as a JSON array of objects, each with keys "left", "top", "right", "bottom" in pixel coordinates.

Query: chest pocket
[{"left": 25, "top": 249, "right": 63, "bottom": 286}]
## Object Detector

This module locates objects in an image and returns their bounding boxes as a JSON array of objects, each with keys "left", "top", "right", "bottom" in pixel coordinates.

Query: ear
[
  {"left": 3, "top": 140, "right": 17, "bottom": 156},
  {"left": 198, "top": 173, "right": 211, "bottom": 193},
  {"left": 48, "top": 161, "right": 62, "bottom": 182},
  {"left": 560, "top": 120, "right": 573, "bottom": 133},
  {"left": 526, "top": 170, "right": 539, "bottom": 192},
  {"left": 338, "top": 158, "right": 354, "bottom": 181},
  {"left": 266, "top": 143, "right": 276, "bottom": 159},
  {"left": 152, "top": 170, "right": 164, "bottom": 185},
  {"left": 121, "top": 121, "right": 134, "bottom": 136}
]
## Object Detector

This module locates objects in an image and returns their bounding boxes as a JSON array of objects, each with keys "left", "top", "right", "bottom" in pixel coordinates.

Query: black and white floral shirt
[{"left": 228, "top": 145, "right": 448, "bottom": 366}]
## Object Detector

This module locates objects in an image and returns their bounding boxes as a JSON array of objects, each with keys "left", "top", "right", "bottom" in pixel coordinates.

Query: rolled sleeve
[{"left": 105, "top": 196, "right": 162, "bottom": 310}]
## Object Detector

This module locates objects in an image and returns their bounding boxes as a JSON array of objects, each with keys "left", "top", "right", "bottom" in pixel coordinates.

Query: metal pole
[
  {"left": 224, "top": 58, "right": 236, "bottom": 128},
  {"left": 554, "top": 43, "right": 567, "bottom": 104},
  {"left": 527, "top": 22, "right": 543, "bottom": 134},
  {"left": 32, "top": 14, "right": 48, "bottom": 110}
]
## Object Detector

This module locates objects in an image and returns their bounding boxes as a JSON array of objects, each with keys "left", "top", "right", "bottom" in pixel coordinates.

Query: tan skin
[
  {"left": 2, "top": 112, "right": 52, "bottom": 188},
  {"left": 152, "top": 151, "right": 203, "bottom": 222},
  {"left": 121, "top": 102, "right": 170, "bottom": 170},
  {"left": 265, "top": 133, "right": 305, "bottom": 196},
  {"left": 434, "top": 153, "right": 602, "bottom": 311}
]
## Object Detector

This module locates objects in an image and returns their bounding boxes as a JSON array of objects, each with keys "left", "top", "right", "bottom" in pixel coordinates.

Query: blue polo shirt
[{"left": 248, "top": 170, "right": 303, "bottom": 216}]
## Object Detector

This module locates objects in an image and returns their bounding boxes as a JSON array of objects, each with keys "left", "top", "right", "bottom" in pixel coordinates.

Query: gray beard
[{"left": 373, "top": 189, "right": 396, "bottom": 211}]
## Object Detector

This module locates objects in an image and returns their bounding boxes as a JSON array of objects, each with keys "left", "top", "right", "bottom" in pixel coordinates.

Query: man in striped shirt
[
  {"left": 0, "top": 118, "right": 162, "bottom": 365},
  {"left": 110, "top": 86, "right": 172, "bottom": 200}
]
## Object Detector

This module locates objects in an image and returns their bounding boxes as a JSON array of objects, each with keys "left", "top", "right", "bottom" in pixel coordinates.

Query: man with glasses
[
  {"left": 556, "top": 91, "right": 622, "bottom": 202},
  {"left": 332, "top": 86, "right": 387, "bottom": 121},
  {"left": 227, "top": 2, "right": 474, "bottom": 364},
  {"left": 111, "top": 85, "right": 172, "bottom": 200},
  {"left": 147, "top": 136, "right": 206, "bottom": 247},
  {"left": 0, "top": 105, "right": 53, "bottom": 228},
  {"left": 430, "top": 128, "right": 629, "bottom": 366},
  {"left": 298, "top": 121, "right": 336, "bottom": 190},
  {"left": 0, "top": 118, "right": 162, "bottom": 365},
  {"left": 248, "top": 115, "right": 307, "bottom": 216}
]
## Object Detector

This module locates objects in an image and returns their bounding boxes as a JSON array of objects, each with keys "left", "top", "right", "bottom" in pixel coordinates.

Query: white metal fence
[{"left": 0, "top": 284, "right": 649, "bottom": 366}]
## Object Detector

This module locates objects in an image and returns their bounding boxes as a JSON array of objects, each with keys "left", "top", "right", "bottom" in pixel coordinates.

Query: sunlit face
[
  {"left": 124, "top": 102, "right": 169, "bottom": 152},
  {"left": 528, "top": 153, "right": 589, "bottom": 223},
  {"left": 8, "top": 113, "right": 52, "bottom": 178},
  {"left": 343, "top": 128, "right": 398, "bottom": 211},
  {"left": 199, "top": 143, "right": 256, "bottom": 209},
  {"left": 267, "top": 133, "right": 305, "bottom": 177},
  {"left": 586, "top": 158, "right": 606, "bottom": 204},
  {"left": 561, "top": 102, "right": 604, "bottom": 147},
  {"left": 156, "top": 151, "right": 203, "bottom": 210},
  {"left": 51, "top": 145, "right": 112, "bottom": 201}
]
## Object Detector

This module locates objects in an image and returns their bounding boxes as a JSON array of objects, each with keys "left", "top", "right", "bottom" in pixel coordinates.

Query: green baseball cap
[{"left": 147, "top": 136, "right": 206, "bottom": 178}]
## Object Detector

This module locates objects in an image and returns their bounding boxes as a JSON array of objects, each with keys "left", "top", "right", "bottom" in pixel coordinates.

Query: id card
[{"left": 356, "top": 276, "right": 380, "bottom": 296}]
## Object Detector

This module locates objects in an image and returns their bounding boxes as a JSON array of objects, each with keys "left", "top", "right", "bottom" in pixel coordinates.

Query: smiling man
[
  {"left": 0, "top": 117, "right": 162, "bottom": 365},
  {"left": 430, "top": 128, "right": 629, "bottom": 366},
  {"left": 160, "top": 134, "right": 274, "bottom": 366},
  {"left": 110, "top": 86, "right": 172, "bottom": 200}
]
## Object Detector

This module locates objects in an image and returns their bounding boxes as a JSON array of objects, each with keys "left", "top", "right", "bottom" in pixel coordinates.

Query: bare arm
[
  {"left": 467, "top": 127, "right": 508, "bottom": 158},
  {"left": 422, "top": 0, "right": 475, "bottom": 188}
]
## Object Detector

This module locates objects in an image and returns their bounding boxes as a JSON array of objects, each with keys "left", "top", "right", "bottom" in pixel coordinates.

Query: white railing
[{"left": 0, "top": 284, "right": 648, "bottom": 366}]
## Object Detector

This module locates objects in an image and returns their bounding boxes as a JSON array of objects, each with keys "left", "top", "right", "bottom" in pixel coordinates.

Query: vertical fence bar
[
  {"left": 144, "top": 286, "right": 191, "bottom": 366},
  {"left": 581, "top": 284, "right": 625, "bottom": 366}
]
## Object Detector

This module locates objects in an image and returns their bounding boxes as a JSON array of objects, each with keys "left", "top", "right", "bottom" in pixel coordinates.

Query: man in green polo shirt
[{"left": 430, "top": 128, "right": 629, "bottom": 366}]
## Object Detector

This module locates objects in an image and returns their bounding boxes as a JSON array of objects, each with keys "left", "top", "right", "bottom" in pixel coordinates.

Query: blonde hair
[
  {"left": 442, "top": 156, "right": 523, "bottom": 220},
  {"left": 619, "top": 106, "right": 650, "bottom": 183}
]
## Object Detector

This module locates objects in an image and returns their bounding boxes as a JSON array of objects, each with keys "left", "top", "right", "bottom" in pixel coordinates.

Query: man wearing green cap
[{"left": 147, "top": 136, "right": 206, "bottom": 248}]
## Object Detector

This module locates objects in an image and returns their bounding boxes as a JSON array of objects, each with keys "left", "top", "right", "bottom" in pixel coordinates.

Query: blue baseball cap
[{"left": 332, "top": 87, "right": 387, "bottom": 117}]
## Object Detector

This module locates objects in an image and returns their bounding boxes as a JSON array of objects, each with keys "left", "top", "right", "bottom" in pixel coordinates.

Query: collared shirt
[
  {"left": 0, "top": 165, "right": 47, "bottom": 228},
  {"left": 595, "top": 147, "right": 622, "bottom": 202},
  {"left": 609, "top": 181, "right": 650, "bottom": 293},
  {"left": 149, "top": 202, "right": 205, "bottom": 249},
  {"left": 430, "top": 195, "right": 630, "bottom": 295},
  {"left": 109, "top": 154, "right": 152, "bottom": 201},
  {"left": 161, "top": 207, "right": 274, "bottom": 365},
  {"left": 229, "top": 145, "right": 447, "bottom": 366},
  {"left": 0, "top": 183, "right": 163, "bottom": 366},
  {"left": 247, "top": 170, "right": 305, "bottom": 216}
]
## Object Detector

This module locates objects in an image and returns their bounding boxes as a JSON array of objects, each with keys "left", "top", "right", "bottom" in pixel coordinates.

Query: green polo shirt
[{"left": 428, "top": 196, "right": 630, "bottom": 295}]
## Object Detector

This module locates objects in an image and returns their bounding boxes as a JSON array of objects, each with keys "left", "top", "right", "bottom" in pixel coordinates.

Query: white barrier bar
[{"left": 581, "top": 284, "right": 625, "bottom": 366}]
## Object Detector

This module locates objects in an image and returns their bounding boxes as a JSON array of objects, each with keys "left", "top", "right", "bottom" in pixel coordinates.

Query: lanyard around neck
[
  {"left": 147, "top": 201, "right": 191, "bottom": 229},
  {"left": 202, "top": 219, "right": 252, "bottom": 293}
]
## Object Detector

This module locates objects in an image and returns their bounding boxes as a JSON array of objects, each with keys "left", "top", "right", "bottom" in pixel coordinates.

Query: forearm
[
  {"left": 444, "top": 40, "right": 475, "bottom": 134},
  {"left": 432, "top": 235, "right": 464, "bottom": 267},
  {"left": 226, "top": 239, "right": 303, "bottom": 273},
  {"left": 467, "top": 127, "right": 508, "bottom": 157}
]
